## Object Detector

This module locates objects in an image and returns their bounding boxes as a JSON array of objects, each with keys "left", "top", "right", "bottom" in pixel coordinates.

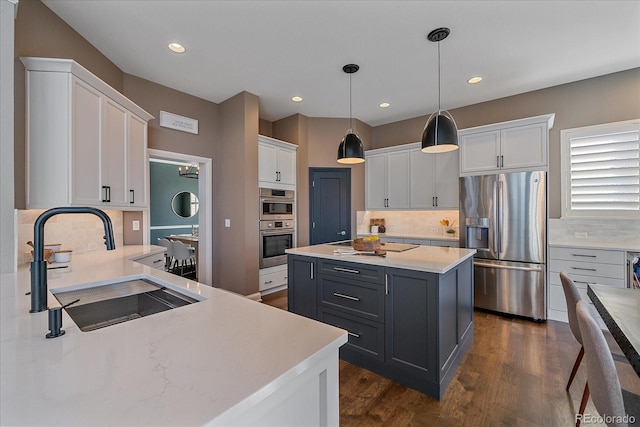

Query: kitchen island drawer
[
  {"left": 131, "top": 251, "right": 166, "bottom": 269},
  {"left": 320, "top": 308, "right": 384, "bottom": 361},
  {"left": 318, "top": 259, "right": 385, "bottom": 283},
  {"left": 549, "top": 247, "right": 624, "bottom": 265},
  {"left": 319, "top": 275, "right": 384, "bottom": 321}
]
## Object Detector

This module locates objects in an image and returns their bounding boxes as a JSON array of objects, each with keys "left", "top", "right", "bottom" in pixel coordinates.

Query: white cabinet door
[
  {"left": 409, "top": 148, "right": 435, "bottom": 209},
  {"left": 459, "top": 131, "right": 500, "bottom": 174},
  {"left": 386, "top": 151, "right": 410, "bottom": 208},
  {"left": 258, "top": 141, "right": 278, "bottom": 183},
  {"left": 433, "top": 150, "right": 459, "bottom": 209},
  {"left": 500, "top": 123, "right": 547, "bottom": 170},
  {"left": 102, "top": 98, "right": 128, "bottom": 205},
  {"left": 127, "top": 114, "right": 148, "bottom": 207},
  {"left": 365, "top": 153, "right": 388, "bottom": 209},
  {"left": 71, "top": 77, "right": 103, "bottom": 206},
  {"left": 277, "top": 146, "right": 296, "bottom": 186}
]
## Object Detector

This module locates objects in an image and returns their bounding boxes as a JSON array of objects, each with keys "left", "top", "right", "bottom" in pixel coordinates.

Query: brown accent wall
[
  {"left": 372, "top": 68, "right": 640, "bottom": 218},
  {"left": 13, "top": 0, "right": 125, "bottom": 209},
  {"left": 259, "top": 118, "right": 273, "bottom": 137},
  {"left": 218, "top": 92, "right": 260, "bottom": 295}
]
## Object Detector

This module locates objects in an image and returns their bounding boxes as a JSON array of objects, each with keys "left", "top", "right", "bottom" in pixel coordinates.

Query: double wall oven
[{"left": 259, "top": 188, "right": 295, "bottom": 268}]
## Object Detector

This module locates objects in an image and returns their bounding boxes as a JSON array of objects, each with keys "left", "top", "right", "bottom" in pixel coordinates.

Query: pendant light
[
  {"left": 337, "top": 64, "right": 365, "bottom": 164},
  {"left": 421, "top": 27, "right": 459, "bottom": 153}
]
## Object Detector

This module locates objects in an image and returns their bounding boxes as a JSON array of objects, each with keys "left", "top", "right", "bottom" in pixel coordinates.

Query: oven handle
[
  {"left": 260, "top": 197, "right": 295, "bottom": 203},
  {"left": 260, "top": 229, "right": 295, "bottom": 236}
]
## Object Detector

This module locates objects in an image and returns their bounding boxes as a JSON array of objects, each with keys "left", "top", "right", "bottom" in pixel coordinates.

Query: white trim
[
  {"left": 245, "top": 292, "right": 262, "bottom": 302},
  {"left": 150, "top": 225, "right": 193, "bottom": 230},
  {"left": 149, "top": 158, "right": 191, "bottom": 167},
  {"left": 148, "top": 149, "right": 213, "bottom": 286}
]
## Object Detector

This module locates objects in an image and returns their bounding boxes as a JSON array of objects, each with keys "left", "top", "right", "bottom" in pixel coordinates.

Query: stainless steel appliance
[
  {"left": 459, "top": 171, "right": 547, "bottom": 320},
  {"left": 260, "top": 187, "right": 294, "bottom": 220},
  {"left": 259, "top": 220, "right": 294, "bottom": 268}
]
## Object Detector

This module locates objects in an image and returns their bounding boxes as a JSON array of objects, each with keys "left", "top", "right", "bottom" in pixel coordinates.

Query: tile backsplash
[
  {"left": 17, "top": 209, "right": 124, "bottom": 265},
  {"left": 549, "top": 218, "right": 640, "bottom": 244},
  {"left": 357, "top": 210, "right": 459, "bottom": 237}
]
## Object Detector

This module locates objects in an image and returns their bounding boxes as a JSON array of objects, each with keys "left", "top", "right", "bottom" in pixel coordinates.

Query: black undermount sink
[{"left": 52, "top": 278, "right": 200, "bottom": 332}]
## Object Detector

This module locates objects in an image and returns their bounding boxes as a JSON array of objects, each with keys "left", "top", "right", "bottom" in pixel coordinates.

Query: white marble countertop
[
  {"left": 0, "top": 245, "right": 346, "bottom": 426},
  {"left": 357, "top": 232, "right": 459, "bottom": 242},
  {"left": 287, "top": 244, "right": 476, "bottom": 274},
  {"left": 549, "top": 239, "right": 640, "bottom": 252}
]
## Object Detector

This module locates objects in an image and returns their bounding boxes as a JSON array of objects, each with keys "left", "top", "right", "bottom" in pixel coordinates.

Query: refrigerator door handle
[
  {"left": 493, "top": 181, "right": 499, "bottom": 253},
  {"left": 497, "top": 180, "right": 503, "bottom": 254},
  {"left": 474, "top": 261, "right": 544, "bottom": 273}
]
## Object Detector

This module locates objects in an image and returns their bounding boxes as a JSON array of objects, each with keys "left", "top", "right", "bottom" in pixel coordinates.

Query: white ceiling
[{"left": 42, "top": 0, "right": 640, "bottom": 127}]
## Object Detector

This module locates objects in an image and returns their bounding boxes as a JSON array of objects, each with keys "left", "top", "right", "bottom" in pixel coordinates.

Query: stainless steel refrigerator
[{"left": 459, "top": 171, "right": 547, "bottom": 320}]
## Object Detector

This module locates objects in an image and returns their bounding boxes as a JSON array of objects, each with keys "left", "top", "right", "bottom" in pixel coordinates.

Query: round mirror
[{"left": 171, "top": 191, "right": 199, "bottom": 218}]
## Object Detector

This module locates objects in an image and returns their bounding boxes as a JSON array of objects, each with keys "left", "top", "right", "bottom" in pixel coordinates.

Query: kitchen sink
[{"left": 51, "top": 277, "right": 201, "bottom": 332}]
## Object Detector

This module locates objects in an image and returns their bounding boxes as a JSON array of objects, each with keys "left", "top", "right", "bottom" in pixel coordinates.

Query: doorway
[
  {"left": 148, "top": 149, "right": 212, "bottom": 286},
  {"left": 309, "top": 168, "right": 351, "bottom": 245}
]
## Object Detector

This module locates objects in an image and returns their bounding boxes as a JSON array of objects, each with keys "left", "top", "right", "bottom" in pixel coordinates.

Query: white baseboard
[{"left": 245, "top": 292, "right": 262, "bottom": 302}]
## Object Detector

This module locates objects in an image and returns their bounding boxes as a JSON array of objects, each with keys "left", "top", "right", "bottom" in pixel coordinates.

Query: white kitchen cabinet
[
  {"left": 365, "top": 149, "right": 410, "bottom": 209},
  {"left": 459, "top": 114, "right": 555, "bottom": 175},
  {"left": 258, "top": 135, "right": 297, "bottom": 190},
  {"left": 548, "top": 245, "right": 625, "bottom": 325},
  {"left": 259, "top": 264, "right": 288, "bottom": 296},
  {"left": 409, "top": 146, "right": 459, "bottom": 209},
  {"left": 22, "top": 57, "right": 153, "bottom": 210}
]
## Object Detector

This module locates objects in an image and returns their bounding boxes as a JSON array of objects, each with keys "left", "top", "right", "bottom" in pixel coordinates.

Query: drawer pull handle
[
  {"left": 334, "top": 267, "right": 360, "bottom": 274},
  {"left": 153, "top": 259, "right": 163, "bottom": 264},
  {"left": 571, "top": 254, "right": 596, "bottom": 258},
  {"left": 333, "top": 292, "right": 360, "bottom": 301},
  {"left": 348, "top": 332, "right": 360, "bottom": 339},
  {"left": 264, "top": 280, "right": 273, "bottom": 284},
  {"left": 572, "top": 267, "right": 597, "bottom": 272},
  {"left": 385, "top": 273, "right": 388, "bottom": 295}
]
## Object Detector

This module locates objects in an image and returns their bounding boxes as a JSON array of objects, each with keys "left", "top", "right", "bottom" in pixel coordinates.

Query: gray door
[{"left": 310, "top": 168, "right": 350, "bottom": 245}]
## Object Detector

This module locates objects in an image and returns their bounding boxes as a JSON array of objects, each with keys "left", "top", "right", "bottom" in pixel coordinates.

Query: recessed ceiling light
[
  {"left": 467, "top": 76, "right": 483, "bottom": 84},
  {"left": 168, "top": 42, "right": 186, "bottom": 53},
  {"left": 379, "top": 102, "right": 390, "bottom": 108},
  {"left": 291, "top": 96, "right": 303, "bottom": 102}
]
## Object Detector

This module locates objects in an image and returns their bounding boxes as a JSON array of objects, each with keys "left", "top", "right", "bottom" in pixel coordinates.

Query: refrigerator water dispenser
[{"left": 465, "top": 218, "right": 489, "bottom": 250}]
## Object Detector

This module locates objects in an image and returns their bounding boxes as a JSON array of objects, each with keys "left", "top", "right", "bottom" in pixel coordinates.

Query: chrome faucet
[{"left": 30, "top": 207, "right": 116, "bottom": 313}]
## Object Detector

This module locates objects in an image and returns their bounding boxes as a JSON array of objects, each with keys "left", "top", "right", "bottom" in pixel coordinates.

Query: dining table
[{"left": 587, "top": 284, "right": 640, "bottom": 377}]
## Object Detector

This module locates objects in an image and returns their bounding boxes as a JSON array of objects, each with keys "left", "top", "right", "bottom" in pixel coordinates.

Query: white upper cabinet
[
  {"left": 258, "top": 135, "right": 297, "bottom": 190},
  {"left": 365, "top": 149, "right": 410, "bottom": 209},
  {"left": 409, "top": 147, "right": 459, "bottom": 209},
  {"left": 366, "top": 142, "right": 458, "bottom": 210},
  {"left": 459, "top": 114, "right": 555, "bottom": 175},
  {"left": 22, "top": 57, "right": 153, "bottom": 210}
]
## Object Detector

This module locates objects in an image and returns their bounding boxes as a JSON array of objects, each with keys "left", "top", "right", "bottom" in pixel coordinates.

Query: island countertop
[
  {"left": 287, "top": 243, "right": 476, "bottom": 274},
  {"left": 0, "top": 245, "right": 346, "bottom": 426}
]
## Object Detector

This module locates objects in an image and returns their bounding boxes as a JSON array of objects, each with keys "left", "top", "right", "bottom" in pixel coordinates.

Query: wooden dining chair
[{"left": 575, "top": 300, "right": 628, "bottom": 427}]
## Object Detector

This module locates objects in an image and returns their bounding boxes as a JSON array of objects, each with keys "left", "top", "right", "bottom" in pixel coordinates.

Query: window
[{"left": 561, "top": 119, "right": 640, "bottom": 219}]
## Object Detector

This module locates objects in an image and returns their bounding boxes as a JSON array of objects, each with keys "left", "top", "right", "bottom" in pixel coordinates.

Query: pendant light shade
[
  {"left": 421, "top": 27, "right": 459, "bottom": 153},
  {"left": 337, "top": 64, "right": 364, "bottom": 164}
]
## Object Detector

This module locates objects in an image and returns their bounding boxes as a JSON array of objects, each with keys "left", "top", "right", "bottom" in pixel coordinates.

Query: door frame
[
  {"left": 309, "top": 167, "right": 351, "bottom": 245},
  {"left": 148, "top": 149, "right": 212, "bottom": 286}
]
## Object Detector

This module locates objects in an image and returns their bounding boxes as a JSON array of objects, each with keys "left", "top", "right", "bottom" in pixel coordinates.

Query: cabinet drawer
[
  {"left": 320, "top": 308, "right": 384, "bottom": 361},
  {"left": 259, "top": 268, "right": 288, "bottom": 292},
  {"left": 549, "top": 247, "right": 623, "bottom": 265},
  {"left": 318, "top": 259, "right": 385, "bottom": 283},
  {"left": 549, "top": 271, "right": 625, "bottom": 289},
  {"left": 549, "top": 259, "right": 624, "bottom": 280},
  {"left": 133, "top": 252, "right": 165, "bottom": 269},
  {"left": 319, "top": 276, "right": 384, "bottom": 322},
  {"left": 429, "top": 239, "right": 459, "bottom": 248},
  {"left": 402, "top": 238, "right": 431, "bottom": 246}
]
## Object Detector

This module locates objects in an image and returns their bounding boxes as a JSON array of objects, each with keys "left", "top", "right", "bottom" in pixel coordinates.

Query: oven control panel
[{"left": 260, "top": 220, "right": 294, "bottom": 231}]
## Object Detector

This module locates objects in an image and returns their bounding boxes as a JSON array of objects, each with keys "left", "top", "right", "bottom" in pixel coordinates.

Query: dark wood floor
[{"left": 261, "top": 290, "right": 639, "bottom": 426}]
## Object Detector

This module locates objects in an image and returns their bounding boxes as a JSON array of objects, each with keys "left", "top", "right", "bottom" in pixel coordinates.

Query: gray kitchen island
[{"left": 286, "top": 243, "right": 476, "bottom": 399}]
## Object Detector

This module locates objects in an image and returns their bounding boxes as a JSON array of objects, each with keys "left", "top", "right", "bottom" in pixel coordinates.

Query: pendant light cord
[
  {"left": 437, "top": 39, "right": 441, "bottom": 114},
  {"left": 349, "top": 72, "right": 353, "bottom": 130}
]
